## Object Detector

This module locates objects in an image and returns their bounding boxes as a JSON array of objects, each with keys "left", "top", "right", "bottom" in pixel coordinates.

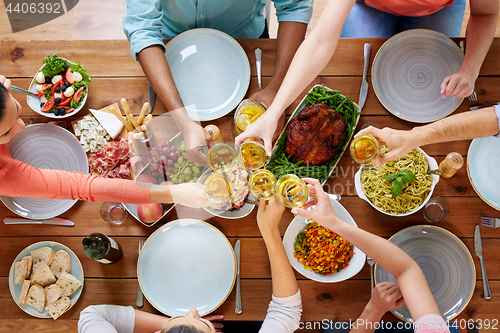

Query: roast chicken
[{"left": 284, "top": 103, "right": 346, "bottom": 165}]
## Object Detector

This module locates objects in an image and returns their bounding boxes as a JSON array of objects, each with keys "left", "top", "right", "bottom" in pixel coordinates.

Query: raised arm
[
  {"left": 441, "top": 0, "right": 499, "bottom": 98},
  {"left": 293, "top": 179, "right": 440, "bottom": 324},
  {"left": 235, "top": 0, "right": 355, "bottom": 154},
  {"left": 357, "top": 106, "right": 500, "bottom": 166}
]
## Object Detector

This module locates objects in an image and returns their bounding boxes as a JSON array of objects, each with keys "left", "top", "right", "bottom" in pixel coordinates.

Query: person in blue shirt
[{"left": 123, "top": 0, "right": 313, "bottom": 164}]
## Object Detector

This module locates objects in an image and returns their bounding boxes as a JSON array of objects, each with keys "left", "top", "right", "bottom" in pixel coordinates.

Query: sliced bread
[
  {"left": 45, "top": 296, "right": 71, "bottom": 320},
  {"left": 49, "top": 250, "right": 71, "bottom": 278},
  {"left": 25, "top": 285, "right": 45, "bottom": 312},
  {"left": 30, "top": 263, "right": 56, "bottom": 287},
  {"left": 14, "top": 260, "right": 28, "bottom": 284},
  {"left": 44, "top": 284, "right": 62, "bottom": 305},
  {"left": 18, "top": 280, "right": 31, "bottom": 304},
  {"left": 56, "top": 272, "right": 82, "bottom": 297},
  {"left": 22, "top": 256, "right": 33, "bottom": 279},
  {"left": 31, "top": 247, "right": 54, "bottom": 271}
]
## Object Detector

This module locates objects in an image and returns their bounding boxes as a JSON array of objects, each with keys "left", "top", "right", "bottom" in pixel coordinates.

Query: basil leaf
[
  {"left": 391, "top": 178, "right": 405, "bottom": 198},
  {"left": 399, "top": 171, "right": 416, "bottom": 183},
  {"left": 384, "top": 173, "right": 398, "bottom": 180}
]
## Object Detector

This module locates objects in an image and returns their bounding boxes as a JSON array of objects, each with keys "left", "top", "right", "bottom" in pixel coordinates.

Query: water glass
[
  {"left": 423, "top": 197, "right": 450, "bottom": 222},
  {"left": 100, "top": 202, "right": 128, "bottom": 225}
]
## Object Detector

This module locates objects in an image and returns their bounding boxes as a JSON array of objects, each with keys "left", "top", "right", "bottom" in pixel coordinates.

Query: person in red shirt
[{"left": 0, "top": 75, "right": 210, "bottom": 208}]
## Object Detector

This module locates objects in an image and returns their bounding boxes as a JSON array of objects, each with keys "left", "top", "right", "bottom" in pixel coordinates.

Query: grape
[
  {"left": 148, "top": 150, "right": 156, "bottom": 157},
  {"left": 152, "top": 170, "right": 159, "bottom": 177},
  {"left": 184, "top": 167, "right": 192, "bottom": 175},
  {"left": 165, "top": 166, "right": 174, "bottom": 173},
  {"left": 160, "top": 155, "right": 168, "bottom": 165},
  {"left": 149, "top": 163, "right": 159, "bottom": 171},
  {"left": 167, "top": 152, "right": 177, "bottom": 160},
  {"left": 153, "top": 147, "right": 160, "bottom": 155},
  {"left": 162, "top": 147, "right": 170, "bottom": 154},
  {"left": 177, "top": 156, "right": 184, "bottom": 165},
  {"left": 166, "top": 159, "right": 174, "bottom": 166},
  {"left": 164, "top": 141, "right": 171, "bottom": 147}
]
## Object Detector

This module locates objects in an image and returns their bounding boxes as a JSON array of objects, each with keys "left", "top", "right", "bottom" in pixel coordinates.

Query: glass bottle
[
  {"left": 439, "top": 152, "right": 463, "bottom": 178},
  {"left": 82, "top": 233, "right": 123, "bottom": 264}
]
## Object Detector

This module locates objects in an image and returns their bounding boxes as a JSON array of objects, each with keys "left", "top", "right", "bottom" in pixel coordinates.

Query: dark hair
[
  {"left": 0, "top": 82, "right": 9, "bottom": 122},
  {"left": 163, "top": 325, "right": 205, "bottom": 333}
]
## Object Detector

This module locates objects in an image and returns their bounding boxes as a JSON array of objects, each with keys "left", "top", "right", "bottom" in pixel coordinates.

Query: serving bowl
[{"left": 354, "top": 147, "right": 439, "bottom": 216}]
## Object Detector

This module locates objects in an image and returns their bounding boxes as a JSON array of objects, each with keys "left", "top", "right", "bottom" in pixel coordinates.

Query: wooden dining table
[{"left": 1, "top": 37, "right": 500, "bottom": 333}]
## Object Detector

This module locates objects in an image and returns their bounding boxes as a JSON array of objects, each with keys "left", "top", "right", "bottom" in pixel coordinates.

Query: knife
[
  {"left": 235, "top": 240, "right": 242, "bottom": 314},
  {"left": 148, "top": 83, "right": 156, "bottom": 114},
  {"left": 4, "top": 217, "right": 74, "bottom": 226},
  {"left": 474, "top": 225, "right": 491, "bottom": 299},
  {"left": 358, "top": 43, "right": 371, "bottom": 110}
]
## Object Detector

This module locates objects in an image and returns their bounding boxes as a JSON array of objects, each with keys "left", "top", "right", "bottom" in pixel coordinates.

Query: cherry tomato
[
  {"left": 57, "top": 98, "right": 72, "bottom": 106},
  {"left": 42, "top": 83, "right": 52, "bottom": 91},
  {"left": 65, "top": 68, "right": 74, "bottom": 85},
  {"left": 73, "top": 87, "right": 85, "bottom": 103},
  {"left": 41, "top": 97, "right": 55, "bottom": 112},
  {"left": 51, "top": 80, "right": 63, "bottom": 96},
  {"left": 37, "top": 91, "right": 44, "bottom": 97}
]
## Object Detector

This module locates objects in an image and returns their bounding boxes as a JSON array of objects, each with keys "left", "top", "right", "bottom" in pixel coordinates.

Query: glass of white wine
[
  {"left": 249, "top": 169, "right": 276, "bottom": 201},
  {"left": 276, "top": 174, "right": 309, "bottom": 209},
  {"left": 206, "top": 143, "right": 236, "bottom": 173},
  {"left": 236, "top": 140, "right": 268, "bottom": 170},
  {"left": 203, "top": 173, "right": 232, "bottom": 203}
]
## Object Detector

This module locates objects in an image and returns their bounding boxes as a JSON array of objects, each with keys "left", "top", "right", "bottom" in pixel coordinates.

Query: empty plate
[
  {"left": 467, "top": 137, "right": 500, "bottom": 210},
  {"left": 0, "top": 124, "right": 88, "bottom": 219},
  {"left": 138, "top": 219, "right": 236, "bottom": 316},
  {"left": 375, "top": 225, "right": 475, "bottom": 322},
  {"left": 164, "top": 28, "right": 250, "bottom": 121},
  {"left": 372, "top": 29, "right": 464, "bottom": 123}
]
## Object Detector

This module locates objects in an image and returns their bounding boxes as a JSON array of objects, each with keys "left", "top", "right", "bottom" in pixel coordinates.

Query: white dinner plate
[
  {"left": 283, "top": 197, "right": 366, "bottom": 283},
  {"left": 467, "top": 137, "right": 500, "bottom": 210},
  {"left": 138, "top": 219, "right": 236, "bottom": 316},
  {"left": 372, "top": 29, "right": 464, "bottom": 123},
  {"left": 164, "top": 28, "right": 250, "bottom": 121},
  {"left": 0, "top": 124, "right": 88, "bottom": 219},
  {"left": 375, "top": 225, "right": 475, "bottom": 322},
  {"left": 9, "top": 241, "right": 84, "bottom": 318}
]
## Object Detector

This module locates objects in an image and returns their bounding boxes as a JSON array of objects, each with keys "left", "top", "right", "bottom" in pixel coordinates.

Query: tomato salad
[{"left": 34, "top": 55, "right": 92, "bottom": 116}]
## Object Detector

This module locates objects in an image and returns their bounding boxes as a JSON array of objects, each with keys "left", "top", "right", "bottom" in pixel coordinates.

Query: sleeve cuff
[
  {"left": 271, "top": 290, "right": 302, "bottom": 306},
  {"left": 275, "top": 0, "right": 313, "bottom": 24},
  {"left": 494, "top": 104, "right": 500, "bottom": 138},
  {"left": 130, "top": 37, "right": 166, "bottom": 62}
]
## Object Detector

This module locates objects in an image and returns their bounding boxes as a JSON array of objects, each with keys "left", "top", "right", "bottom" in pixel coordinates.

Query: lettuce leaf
[{"left": 42, "top": 55, "right": 69, "bottom": 78}]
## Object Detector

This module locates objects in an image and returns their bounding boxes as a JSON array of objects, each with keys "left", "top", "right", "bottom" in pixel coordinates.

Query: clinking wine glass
[
  {"left": 249, "top": 169, "right": 276, "bottom": 201},
  {"left": 350, "top": 134, "right": 381, "bottom": 167},
  {"left": 203, "top": 173, "right": 232, "bottom": 203},
  {"left": 237, "top": 140, "right": 269, "bottom": 170},
  {"left": 276, "top": 174, "right": 309, "bottom": 209},
  {"left": 206, "top": 143, "right": 236, "bottom": 173}
]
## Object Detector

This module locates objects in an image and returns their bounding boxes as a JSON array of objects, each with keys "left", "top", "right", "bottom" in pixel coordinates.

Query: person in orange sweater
[{"left": 0, "top": 75, "right": 210, "bottom": 208}]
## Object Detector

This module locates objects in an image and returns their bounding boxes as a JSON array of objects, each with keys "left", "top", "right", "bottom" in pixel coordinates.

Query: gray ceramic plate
[
  {"left": 375, "top": 225, "right": 475, "bottom": 322},
  {"left": 372, "top": 29, "right": 464, "bottom": 123}
]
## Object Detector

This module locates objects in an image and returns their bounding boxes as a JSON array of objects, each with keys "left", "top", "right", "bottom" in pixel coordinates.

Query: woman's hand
[
  {"left": 366, "top": 282, "right": 405, "bottom": 317},
  {"left": 440, "top": 70, "right": 475, "bottom": 99},
  {"left": 203, "top": 314, "right": 224, "bottom": 333},
  {"left": 169, "top": 183, "right": 211, "bottom": 208},
  {"left": 356, "top": 126, "right": 415, "bottom": 167},
  {"left": 291, "top": 178, "right": 341, "bottom": 230},
  {"left": 257, "top": 196, "right": 285, "bottom": 235},
  {"left": 0, "top": 75, "right": 12, "bottom": 93},
  {"left": 235, "top": 110, "right": 279, "bottom": 156}
]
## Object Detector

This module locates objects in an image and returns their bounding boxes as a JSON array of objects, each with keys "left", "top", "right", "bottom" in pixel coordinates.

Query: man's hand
[
  {"left": 366, "top": 282, "right": 405, "bottom": 317},
  {"left": 235, "top": 110, "right": 279, "bottom": 156},
  {"left": 169, "top": 183, "right": 211, "bottom": 208},
  {"left": 440, "top": 70, "right": 475, "bottom": 99},
  {"left": 0, "top": 75, "right": 12, "bottom": 93},
  {"left": 182, "top": 122, "right": 212, "bottom": 166},
  {"left": 356, "top": 126, "right": 415, "bottom": 167},
  {"left": 249, "top": 85, "right": 278, "bottom": 110},
  {"left": 257, "top": 196, "right": 285, "bottom": 235}
]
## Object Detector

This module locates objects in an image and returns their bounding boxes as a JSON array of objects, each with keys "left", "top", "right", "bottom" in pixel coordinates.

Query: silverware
[
  {"left": 367, "top": 257, "right": 375, "bottom": 292},
  {"left": 460, "top": 41, "right": 477, "bottom": 102},
  {"left": 474, "top": 225, "right": 491, "bottom": 299},
  {"left": 136, "top": 240, "right": 145, "bottom": 308},
  {"left": 11, "top": 85, "right": 39, "bottom": 98},
  {"left": 329, "top": 194, "right": 341, "bottom": 201},
  {"left": 470, "top": 103, "right": 499, "bottom": 111},
  {"left": 358, "top": 43, "right": 371, "bottom": 110},
  {"left": 148, "top": 83, "right": 156, "bottom": 113},
  {"left": 235, "top": 240, "right": 242, "bottom": 314},
  {"left": 4, "top": 217, "right": 74, "bottom": 226},
  {"left": 481, "top": 216, "right": 500, "bottom": 228},
  {"left": 255, "top": 48, "right": 263, "bottom": 92}
]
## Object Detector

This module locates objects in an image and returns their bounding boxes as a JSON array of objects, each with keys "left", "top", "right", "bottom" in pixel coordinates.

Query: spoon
[{"left": 255, "top": 48, "right": 262, "bottom": 91}]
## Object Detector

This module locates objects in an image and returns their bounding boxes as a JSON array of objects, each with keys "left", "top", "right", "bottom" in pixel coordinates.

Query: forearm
[
  {"left": 261, "top": 228, "right": 299, "bottom": 298},
  {"left": 412, "top": 107, "right": 499, "bottom": 147},
  {"left": 133, "top": 310, "right": 169, "bottom": 333},
  {"left": 349, "top": 302, "right": 384, "bottom": 333}
]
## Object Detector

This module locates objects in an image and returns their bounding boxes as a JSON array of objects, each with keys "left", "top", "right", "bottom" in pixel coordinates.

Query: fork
[
  {"left": 481, "top": 217, "right": 500, "bottom": 228},
  {"left": 367, "top": 257, "right": 375, "bottom": 292},
  {"left": 136, "top": 240, "right": 145, "bottom": 308},
  {"left": 459, "top": 41, "right": 477, "bottom": 102}
]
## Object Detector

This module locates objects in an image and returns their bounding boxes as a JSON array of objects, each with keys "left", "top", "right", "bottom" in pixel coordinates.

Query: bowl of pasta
[{"left": 354, "top": 147, "right": 439, "bottom": 216}]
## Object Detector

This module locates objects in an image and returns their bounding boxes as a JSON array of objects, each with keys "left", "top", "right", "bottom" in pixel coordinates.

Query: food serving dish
[
  {"left": 467, "top": 137, "right": 500, "bottom": 211},
  {"left": 9, "top": 241, "right": 84, "bottom": 318},
  {"left": 372, "top": 29, "right": 463, "bottom": 123},
  {"left": 267, "top": 84, "right": 361, "bottom": 185},
  {"left": 354, "top": 147, "right": 439, "bottom": 216},
  {"left": 27, "top": 56, "right": 90, "bottom": 119},
  {"left": 283, "top": 197, "right": 366, "bottom": 283},
  {"left": 375, "top": 225, "right": 475, "bottom": 322},
  {"left": 138, "top": 219, "right": 236, "bottom": 316},
  {"left": 0, "top": 124, "right": 88, "bottom": 219},
  {"left": 164, "top": 28, "right": 250, "bottom": 121}
]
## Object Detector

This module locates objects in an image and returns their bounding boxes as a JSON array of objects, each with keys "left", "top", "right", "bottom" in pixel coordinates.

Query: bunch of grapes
[{"left": 148, "top": 140, "right": 204, "bottom": 183}]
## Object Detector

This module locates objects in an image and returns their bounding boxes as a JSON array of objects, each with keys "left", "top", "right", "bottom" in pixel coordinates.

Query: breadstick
[
  {"left": 141, "top": 125, "right": 148, "bottom": 132},
  {"left": 143, "top": 114, "right": 153, "bottom": 124},
  {"left": 110, "top": 106, "right": 134, "bottom": 132},
  {"left": 121, "top": 98, "right": 140, "bottom": 129},
  {"left": 137, "top": 102, "right": 149, "bottom": 125}
]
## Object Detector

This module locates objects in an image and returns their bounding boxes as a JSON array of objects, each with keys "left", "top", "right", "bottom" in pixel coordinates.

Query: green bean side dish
[{"left": 266, "top": 85, "right": 361, "bottom": 183}]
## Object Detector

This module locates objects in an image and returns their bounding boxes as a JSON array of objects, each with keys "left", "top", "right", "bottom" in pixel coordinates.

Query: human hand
[
  {"left": 356, "top": 126, "right": 415, "bottom": 167},
  {"left": 440, "top": 70, "right": 475, "bottom": 99},
  {"left": 169, "top": 183, "right": 211, "bottom": 208},
  {"left": 257, "top": 196, "right": 285, "bottom": 235},
  {"left": 235, "top": 110, "right": 278, "bottom": 156},
  {"left": 290, "top": 178, "right": 340, "bottom": 230},
  {"left": 181, "top": 121, "right": 212, "bottom": 166},
  {"left": 249, "top": 85, "right": 277, "bottom": 110},
  {"left": 366, "top": 282, "right": 405, "bottom": 317},
  {"left": 0, "top": 75, "right": 12, "bottom": 93},
  {"left": 203, "top": 314, "right": 224, "bottom": 333}
]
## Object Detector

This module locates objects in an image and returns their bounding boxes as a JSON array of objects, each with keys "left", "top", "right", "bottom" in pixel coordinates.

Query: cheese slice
[{"left": 89, "top": 109, "right": 124, "bottom": 139}]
